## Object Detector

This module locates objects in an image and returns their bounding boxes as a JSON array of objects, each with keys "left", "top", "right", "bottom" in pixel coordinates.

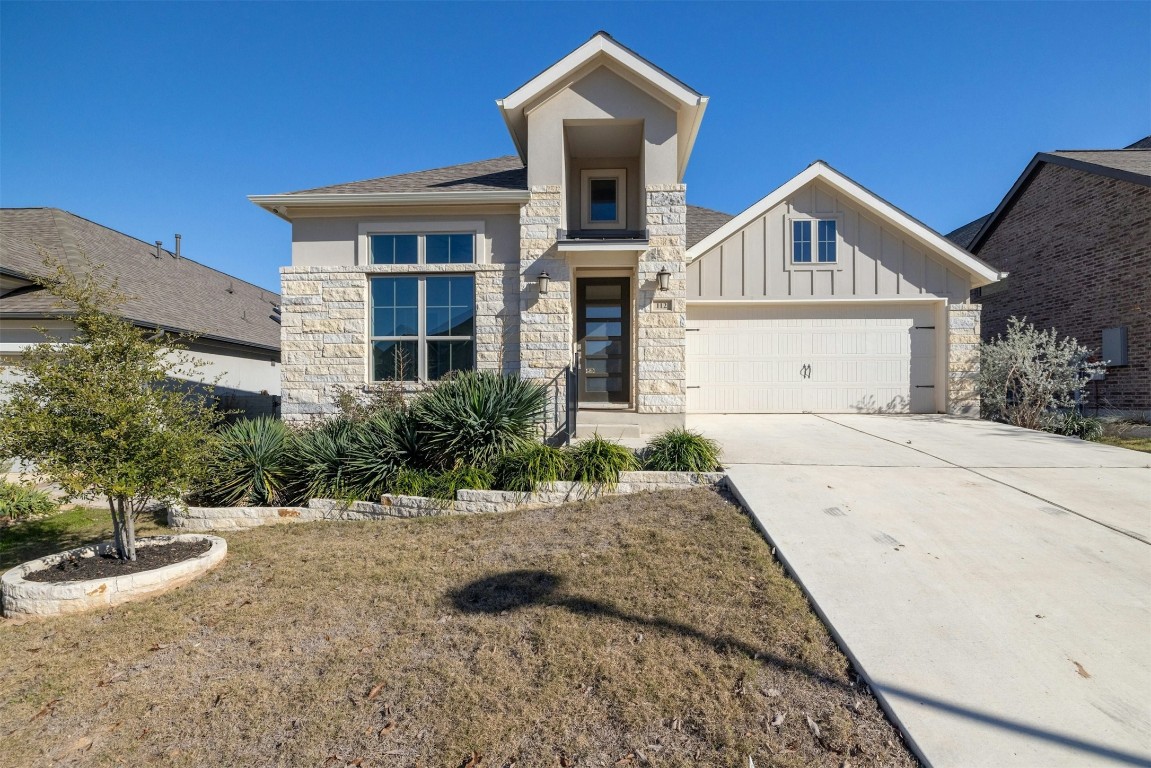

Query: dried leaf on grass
[{"left": 367, "top": 682, "right": 386, "bottom": 700}]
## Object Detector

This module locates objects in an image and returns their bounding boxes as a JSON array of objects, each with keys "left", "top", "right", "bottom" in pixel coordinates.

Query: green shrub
[
  {"left": 0, "top": 481, "right": 57, "bottom": 519},
  {"left": 412, "top": 371, "right": 546, "bottom": 468},
  {"left": 1044, "top": 411, "right": 1104, "bottom": 442},
  {"left": 388, "top": 468, "right": 437, "bottom": 497},
  {"left": 567, "top": 434, "right": 640, "bottom": 488},
  {"left": 341, "top": 412, "right": 407, "bottom": 500},
  {"left": 492, "top": 443, "right": 572, "bottom": 492},
  {"left": 425, "top": 465, "right": 494, "bottom": 500},
  {"left": 641, "top": 428, "right": 722, "bottom": 472},
  {"left": 283, "top": 418, "right": 362, "bottom": 503},
  {"left": 201, "top": 416, "right": 290, "bottom": 506}
]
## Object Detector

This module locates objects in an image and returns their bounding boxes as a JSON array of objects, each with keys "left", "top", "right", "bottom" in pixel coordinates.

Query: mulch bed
[{"left": 23, "top": 538, "right": 211, "bottom": 583}]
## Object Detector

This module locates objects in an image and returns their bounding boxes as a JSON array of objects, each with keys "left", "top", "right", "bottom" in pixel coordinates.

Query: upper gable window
[
  {"left": 370, "top": 233, "right": 475, "bottom": 265},
  {"left": 791, "top": 219, "right": 837, "bottom": 264},
  {"left": 581, "top": 169, "right": 627, "bottom": 230}
]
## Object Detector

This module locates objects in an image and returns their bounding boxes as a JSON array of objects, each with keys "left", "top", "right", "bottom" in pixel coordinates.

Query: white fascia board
[
  {"left": 249, "top": 190, "right": 530, "bottom": 216},
  {"left": 677, "top": 97, "right": 709, "bottom": 183},
  {"left": 687, "top": 162, "right": 1002, "bottom": 286},
  {"left": 686, "top": 296, "right": 947, "bottom": 305},
  {"left": 500, "top": 35, "right": 702, "bottom": 112},
  {"left": 557, "top": 240, "right": 649, "bottom": 253}
]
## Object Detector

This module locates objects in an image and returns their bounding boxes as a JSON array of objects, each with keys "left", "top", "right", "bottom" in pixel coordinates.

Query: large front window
[{"left": 370, "top": 275, "right": 475, "bottom": 381}]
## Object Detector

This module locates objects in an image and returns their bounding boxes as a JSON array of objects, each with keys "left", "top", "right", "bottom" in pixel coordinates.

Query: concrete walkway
[{"left": 690, "top": 414, "right": 1151, "bottom": 768}]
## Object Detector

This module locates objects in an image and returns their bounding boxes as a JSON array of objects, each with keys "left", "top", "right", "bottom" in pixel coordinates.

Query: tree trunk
[
  {"left": 108, "top": 497, "right": 125, "bottom": 559},
  {"left": 118, "top": 495, "right": 137, "bottom": 561}
]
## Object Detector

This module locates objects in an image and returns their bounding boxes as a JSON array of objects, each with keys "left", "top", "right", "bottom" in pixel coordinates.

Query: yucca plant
[
  {"left": 567, "top": 434, "right": 640, "bottom": 488},
  {"left": 342, "top": 412, "right": 406, "bottom": 500},
  {"left": 282, "top": 417, "right": 361, "bottom": 503},
  {"left": 493, "top": 442, "right": 572, "bottom": 493},
  {"left": 201, "top": 416, "right": 291, "bottom": 506},
  {"left": 641, "top": 428, "right": 722, "bottom": 472},
  {"left": 0, "top": 481, "right": 57, "bottom": 519},
  {"left": 412, "top": 371, "right": 546, "bottom": 468}
]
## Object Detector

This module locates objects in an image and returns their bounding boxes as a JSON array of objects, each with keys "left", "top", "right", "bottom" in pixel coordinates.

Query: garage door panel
[{"left": 687, "top": 304, "right": 939, "bottom": 414}]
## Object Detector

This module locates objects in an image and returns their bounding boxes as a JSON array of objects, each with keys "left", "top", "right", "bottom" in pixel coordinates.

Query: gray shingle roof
[
  {"left": 1049, "top": 149, "right": 1151, "bottom": 177},
  {"left": 1126, "top": 136, "right": 1151, "bottom": 150},
  {"left": 686, "top": 204, "right": 734, "bottom": 249},
  {"left": 945, "top": 214, "right": 992, "bottom": 250},
  {"left": 282, "top": 156, "right": 734, "bottom": 247},
  {"left": 287, "top": 156, "right": 528, "bottom": 195},
  {"left": 0, "top": 208, "right": 281, "bottom": 351}
]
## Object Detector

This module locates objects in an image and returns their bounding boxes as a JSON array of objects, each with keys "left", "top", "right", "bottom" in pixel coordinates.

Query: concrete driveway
[{"left": 689, "top": 414, "right": 1151, "bottom": 768}]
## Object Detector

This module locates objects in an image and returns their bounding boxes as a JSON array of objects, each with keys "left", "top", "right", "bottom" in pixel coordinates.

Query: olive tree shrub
[
  {"left": 977, "top": 317, "right": 1104, "bottom": 431},
  {"left": 0, "top": 259, "right": 222, "bottom": 560}
]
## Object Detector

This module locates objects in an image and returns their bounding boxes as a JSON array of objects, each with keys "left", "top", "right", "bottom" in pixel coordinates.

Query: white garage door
[{"left": 686, "top": 303, "right": 939, "bottom": 414}]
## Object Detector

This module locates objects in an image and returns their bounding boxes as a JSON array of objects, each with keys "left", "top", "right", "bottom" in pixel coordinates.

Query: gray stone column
[
  {"left": 637, "top": 184, "right": 688, "bottom": 416},
  {"left": 947, "top": 303, "right": 982, "bottom": 416}
]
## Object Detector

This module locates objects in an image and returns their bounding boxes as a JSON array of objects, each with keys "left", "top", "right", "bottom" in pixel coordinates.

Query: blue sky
[{"left": 2, "top": 1, "right": 1148, "bottom": 292}]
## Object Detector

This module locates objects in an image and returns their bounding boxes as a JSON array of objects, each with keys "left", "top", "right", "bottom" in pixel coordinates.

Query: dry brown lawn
[{"left": 0, "top": 489, "right": 916, "bottom": 768}]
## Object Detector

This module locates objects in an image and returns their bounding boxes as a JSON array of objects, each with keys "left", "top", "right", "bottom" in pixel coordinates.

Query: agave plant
[
  {"left": 493, "top": 442, "right": 572, "bottom": 493},
  {"left": 567, "top": 434, "right": 640, "bottom": 488},
  {"left": 282, "top": 417, "right": 362, "bottom": 503},
  {"left": 641, "top": 428, "right": 722, "bottom": 472},
  {"left": 412, "top": 371, "right": 546, "bottom": 468},
  {"left": 201, "top": 416, "right": 291, "bottom": 506}
]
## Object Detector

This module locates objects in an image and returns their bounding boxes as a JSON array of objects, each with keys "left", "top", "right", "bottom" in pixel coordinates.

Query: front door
[{"left": 576, "top": 277, "right": 630, "bottom": 405}]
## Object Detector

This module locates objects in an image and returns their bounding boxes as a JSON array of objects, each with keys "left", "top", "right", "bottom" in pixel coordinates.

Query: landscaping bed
[
  {"left": 21, "top": 538, "right": 212, "bottom": 583},
  {"left": 0, "top": 488, "right": 916, "bottom": 768}
]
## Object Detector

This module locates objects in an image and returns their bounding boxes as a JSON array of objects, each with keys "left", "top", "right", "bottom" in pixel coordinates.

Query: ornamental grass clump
[
  {"left": 567, "top": 434, "right": 640, "bottom": 488},
  {"left": 0, "top": 481, "right": 57, "bottom": 520},
  {"left": 492, "top": 443, "right": 573, "bottom": 493},
  {"left": 412, "top": 371, "right": 546, "bottom": 468},
  {"left": 1043, "top": 410, "right": 1105, "bottom": 442},
  {"left": 200, "top": 416, "right": 291, "bottom": 507},
  {"left": 641, "top": 428, "right": 722, "bottom": 472}
]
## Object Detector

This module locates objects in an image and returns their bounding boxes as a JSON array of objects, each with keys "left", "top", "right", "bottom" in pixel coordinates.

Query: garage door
[{"left": 686, "top": 303, "right": 938, "bottom": 414}]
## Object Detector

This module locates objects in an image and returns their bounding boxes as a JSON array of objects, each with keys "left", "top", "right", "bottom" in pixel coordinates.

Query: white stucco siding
[
  {"left": 687, "top": 179, "right": 971, "bottom": 302},
  {"left": 291, "top": 211, "right": 521, "bottom": 267}
]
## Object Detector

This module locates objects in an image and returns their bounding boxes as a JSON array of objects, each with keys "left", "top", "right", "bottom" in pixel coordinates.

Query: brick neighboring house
[{"left": 948, "top": 138, "right": 1151, "bottom": 415}]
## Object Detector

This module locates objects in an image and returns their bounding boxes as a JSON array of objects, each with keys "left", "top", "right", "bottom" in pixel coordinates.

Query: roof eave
[
  {"left": 249, "top": 190, "right": 531, "bottom": 218},
  {"left": 0, "top": 310, "right": 281, "bottom": 353}
]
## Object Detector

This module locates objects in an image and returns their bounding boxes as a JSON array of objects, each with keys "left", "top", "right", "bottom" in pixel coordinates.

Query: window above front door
[{"left": 580, "top": 169, "right": 627, "bottom": 230}]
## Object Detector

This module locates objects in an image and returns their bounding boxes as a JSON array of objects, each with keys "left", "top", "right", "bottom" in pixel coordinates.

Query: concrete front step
[{"left": 574, "top": 424, "right": 641, "bottom": 439}]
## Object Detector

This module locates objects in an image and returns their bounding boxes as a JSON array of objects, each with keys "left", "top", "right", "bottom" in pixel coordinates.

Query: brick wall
[{"left": 975, "top": 163, "right": 1151, "bottom": 411}]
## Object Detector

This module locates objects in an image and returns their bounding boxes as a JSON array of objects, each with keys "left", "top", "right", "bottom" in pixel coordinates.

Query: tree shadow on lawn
[
  {"left": 0, "top": 505, "right": 168, "bottom": 570},
  {"left": 449, "top": 570, "right": 1151, "bottom": 768}
]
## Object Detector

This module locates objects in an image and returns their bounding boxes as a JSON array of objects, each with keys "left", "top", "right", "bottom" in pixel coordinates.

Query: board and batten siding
[{"left": 687, "top": 179, "right": 971, "bottom": 301}]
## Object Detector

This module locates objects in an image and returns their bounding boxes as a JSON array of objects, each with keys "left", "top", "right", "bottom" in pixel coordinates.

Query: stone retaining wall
[
  {"left": 170, "top": 472, "right": 726, "bottom": 532},
  {"left": 2, "top": 534, "right": 227, "bottom": 618}
]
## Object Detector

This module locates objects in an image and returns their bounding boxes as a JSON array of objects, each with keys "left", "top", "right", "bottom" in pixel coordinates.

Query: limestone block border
[
  {"left": 170, "top": 471, "right": 727, "bottom": 531},
  {"left": 1, "top": 534, "right": 227, "bottom": 618}
]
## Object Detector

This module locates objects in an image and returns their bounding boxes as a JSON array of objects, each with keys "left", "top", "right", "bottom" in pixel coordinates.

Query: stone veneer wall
[
  {"left": 279, "top": 263, "right": 514, "bottom": 422},
  {"left": 517, "top": 186, "right": 570, "bottom": 382},
  {"left": 947, "top": 303, "right": 981, "bottom": 416},
  {"left": 638, "top": 185, "right": 688, "bottom": 415}
]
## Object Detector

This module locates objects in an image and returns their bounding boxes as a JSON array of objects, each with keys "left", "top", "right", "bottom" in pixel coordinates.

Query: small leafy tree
[
  {"left": 0, "top": 258, "right": 222, "bottom": 560},
  {"left": 977, "top": 317, "right": 1104, "bottom": 430}
]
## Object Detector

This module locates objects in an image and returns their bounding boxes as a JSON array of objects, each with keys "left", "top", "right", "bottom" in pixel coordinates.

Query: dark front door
[{"left": 576, "top": 277, "right": 630, "bottom": 405}]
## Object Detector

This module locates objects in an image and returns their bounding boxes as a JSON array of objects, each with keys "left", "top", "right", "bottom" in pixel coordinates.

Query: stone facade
[
  {"left": 279, "top": 263, "right": 513, "bottom": 422},
  {"left": 637, "top": 185, "right": 688, "bottom": 415},
  {"left": 947, "top": 303, "right": 982, "bottom": 416},
  {"left": 517, "top": 186, "right": 570, "bottom": 382},
  {"left": 973, "top": 162, "right": 1151, "bottom": 412}
]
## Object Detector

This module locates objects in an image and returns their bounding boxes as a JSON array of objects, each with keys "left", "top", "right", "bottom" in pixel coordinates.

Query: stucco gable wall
[{"left": 687, "top": 179, "right": 971, "bottom": 301}]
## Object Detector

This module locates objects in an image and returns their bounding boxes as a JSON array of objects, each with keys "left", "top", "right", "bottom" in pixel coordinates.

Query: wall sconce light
[
  {"left": 656, "top": 267, "right": 671, "bottom": 292},
  {"left": 538, "top": 271, "right": 550, "bottom": 294}
]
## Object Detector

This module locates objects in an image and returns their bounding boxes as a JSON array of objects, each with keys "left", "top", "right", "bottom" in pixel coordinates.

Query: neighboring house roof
[
  {"left": 252, "top": 155, "right": 733, "bottom": 247},
  {"left": 496, "top": 31, "right": 709, "bottom": 181},
  {"left": 0, "top": 208, "right": 281, "bottom": 351},
  {"left": 687, "top": 161, "right": 1002, "bottom": 286},
  {"left": 945, "top": 214, "right": 992, "bottom": 250},
  {"left": 965, "top": 141, "right": 1151, "bottom": 253}
]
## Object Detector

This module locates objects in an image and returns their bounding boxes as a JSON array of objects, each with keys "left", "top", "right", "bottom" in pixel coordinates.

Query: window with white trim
[
  {"left": 791, "top": 219, "right": 837, "bottom": 264},
  {"left": 370, "top": 275, "right": 475, "bottom": 381},
  {"left": 369, "top": 233, "right": 475, "bottom": 265},
  {"left": 580, "top": 168, "right": 627, "bottom": 229}
]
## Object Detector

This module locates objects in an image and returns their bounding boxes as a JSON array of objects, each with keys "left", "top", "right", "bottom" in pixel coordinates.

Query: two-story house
[{"left": 251, "top": 32, "right": 999, "bottom": 437}]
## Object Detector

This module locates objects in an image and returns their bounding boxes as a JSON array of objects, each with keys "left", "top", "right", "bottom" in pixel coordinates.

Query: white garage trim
[
  {"left": 687, "top": 301, "right": 946, "bottom": 414},
  {"left": 687, "top": 296, "right": 945, "bottom": 305}
]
